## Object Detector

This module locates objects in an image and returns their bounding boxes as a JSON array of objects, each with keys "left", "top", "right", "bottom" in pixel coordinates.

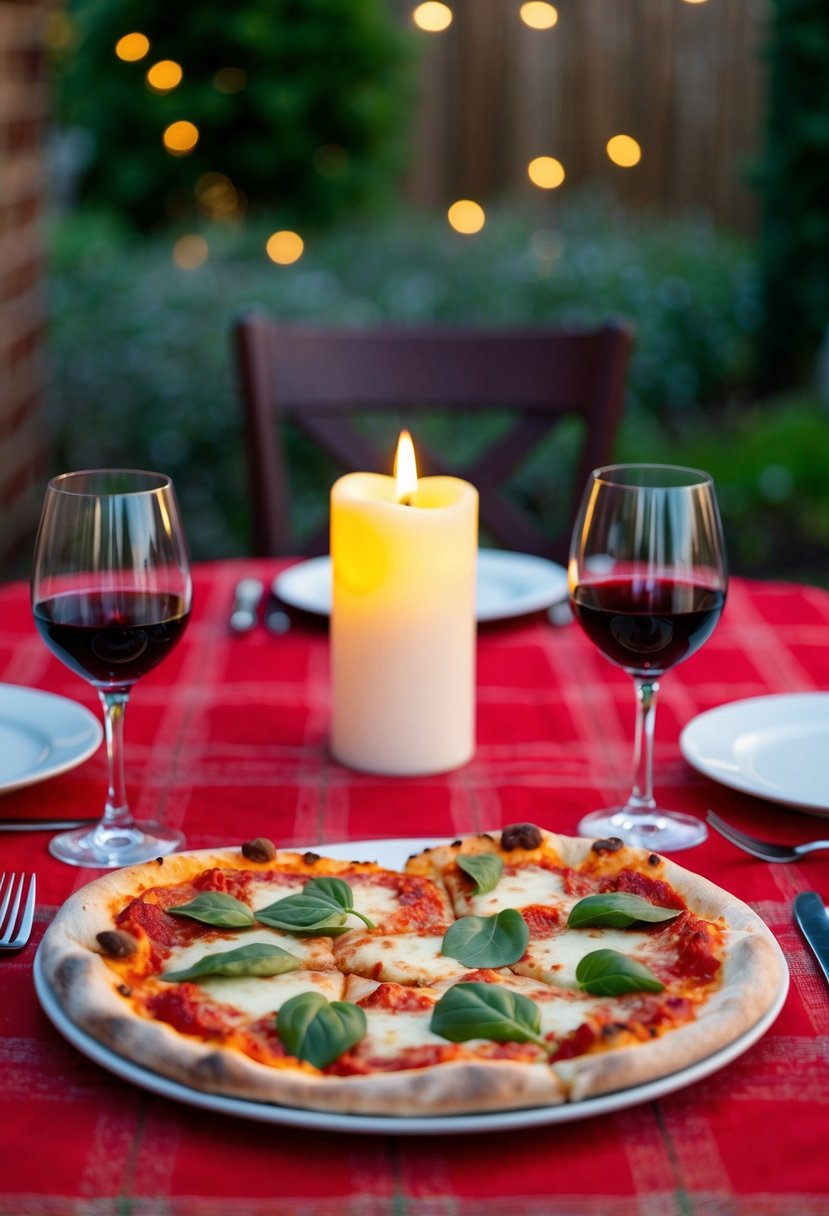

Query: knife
[
  {"left": 794, "top": 891, "right": 829, "bottom": 986},
  {"left": 229, "top": 578, "right": 264, "bottom": 633},
  {"left": 0, "top": 819, "right": 95, "bottom": 832}
]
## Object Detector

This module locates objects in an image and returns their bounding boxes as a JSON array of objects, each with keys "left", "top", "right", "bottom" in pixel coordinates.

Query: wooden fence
[{"left": 401, "top": 0, "right": 768, "bottom": 233}]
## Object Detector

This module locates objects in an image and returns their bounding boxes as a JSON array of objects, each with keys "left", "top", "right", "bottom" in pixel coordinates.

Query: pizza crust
[{"left": 38, "top": 835, "right": 786, "bottom": 1117}]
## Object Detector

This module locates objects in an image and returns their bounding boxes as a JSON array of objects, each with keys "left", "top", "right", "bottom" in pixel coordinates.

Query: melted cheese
[
  {"left": 360, "top": 1008, "right": 447, "bottom": 1058},
  {"left": 334, "top": 934, "right": 468, "bottom": 985},
  {"left": 160, "top": 928, "right": 334, "bottom": 975},
  {"left": 249, "top": 873, "right": 410, "bottom": 930},
  {"left": 514, "top": 927, "right": 662, "bottom": 989},
  {"left": 201, "top": 969, "right": 344, "bottom": 1020},
  {"left": 247, "top": 877, "right": 305, "bottom": 910},
  {"left": 342, "top": 877, "right": 408, "bottom": 928},
  {"left": 460, "top": 866, "right": 577, "bottom": 918}
]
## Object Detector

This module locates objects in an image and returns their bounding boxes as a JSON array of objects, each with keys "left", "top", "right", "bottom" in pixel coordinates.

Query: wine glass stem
[
  {"left": 99, "top": 689, "right": 134, "bottom": 829},
  {"left": 628, "top": 677, "right": 659, "bottom": 812}
]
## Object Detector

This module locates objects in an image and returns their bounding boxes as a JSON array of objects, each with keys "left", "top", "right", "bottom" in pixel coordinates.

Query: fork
[
  {"left": 706, "top": 811, "right": 829, "bottom": 863},
  {"left": 0, "top": 872, "right": 36, "bottom": 951}
]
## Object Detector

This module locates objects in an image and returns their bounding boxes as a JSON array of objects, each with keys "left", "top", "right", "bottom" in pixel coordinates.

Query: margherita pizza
[{"left": 39, "top": 825, "right": 785, "bottom": 1116}]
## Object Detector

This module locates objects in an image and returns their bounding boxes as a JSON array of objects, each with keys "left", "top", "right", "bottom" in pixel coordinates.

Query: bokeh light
[
  {"left": 163, "top": 121, "right": 199, "bottom": 156},
  {"left": 520, "top": 3, "right": 558, "bottom": 30},
  {"left": 147, "top": 60, "right": 183, "bottom": 93},
  {"left": 606, "top": 134, "right": 642, "bottom": 167},
  {"left": 196, "top": 173, "right": 241, "bottom": 219},
  {"left": 115, "top": 33, "right": 149, "bottom": 62},
  {"left": 413, "top": 3, "right": 453, "bottom": 33},
  {"left": 528, "top": 156, "right": 565, "bottom": 189},
  {"left": 266, "top": 231, "right": 305, "bottom": 265},
  {"left": 447, "top": 200, "right": 485, "bottom": 234},
  {"left": 172, "top": 235, "right": 208, "bottom": 270}
]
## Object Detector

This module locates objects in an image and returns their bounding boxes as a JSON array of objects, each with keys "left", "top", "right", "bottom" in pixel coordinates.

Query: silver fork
[
  {"left": 0, "top": 872, "right": 36, "bottom": 951},
  {"left": 706, "top": 811, "right": 829, "bottom": 863}
]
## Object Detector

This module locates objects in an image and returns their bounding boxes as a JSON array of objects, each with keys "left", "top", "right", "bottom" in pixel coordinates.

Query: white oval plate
[
  {"left": 680, "top": 692, "right": 829, "bottom": 815},
  {"left": 35, "top": 837, "right": 788, "bottom": 1136},
  {"left": 0, "top": 683, "right": 102, "bottom": 795},
  {"left": 274, "top": 550, "right": 568, "bottom": 623}
]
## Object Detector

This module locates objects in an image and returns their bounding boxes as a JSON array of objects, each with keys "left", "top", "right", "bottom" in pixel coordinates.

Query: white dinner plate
[
  {"left": 273, "top": 550, "right": 569, "bottom": 623},
  {"left": 680, "top": 693, "right": 829, "bottom": 816},
  {"left": 0, "top": 683, "right": 102, "bottom": 796},
  {"left": 34, "top": 837, "right": 788, "bottom": 1136}
]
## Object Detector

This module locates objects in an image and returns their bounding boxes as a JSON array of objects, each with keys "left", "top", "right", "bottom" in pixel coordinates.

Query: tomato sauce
[
  {"left": 358, "top": 983, "right": 436, "bottom": 1013},
  {"left": 605, "top": 869, "right": 687, "bottom": 911},
  {"left": 144, "top": 985, "right": 231, "bottom": 1038},
  {"left": 522, "top": 904, "right": 563, "bottom": 937}
]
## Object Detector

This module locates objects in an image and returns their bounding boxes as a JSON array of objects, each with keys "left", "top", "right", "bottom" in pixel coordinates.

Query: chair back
[{"left": 234, "top": 318, "right": 634, "bottom": 562}]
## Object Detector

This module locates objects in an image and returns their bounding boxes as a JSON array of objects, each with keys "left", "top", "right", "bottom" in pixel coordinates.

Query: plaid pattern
[{"left": 1, "top": 559, "right": 828, "bottom": 1216}]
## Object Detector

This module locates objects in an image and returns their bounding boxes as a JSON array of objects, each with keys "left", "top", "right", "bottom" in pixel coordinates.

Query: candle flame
[{"left": 394, "top": 430, "right": 418, "bottom": 503}]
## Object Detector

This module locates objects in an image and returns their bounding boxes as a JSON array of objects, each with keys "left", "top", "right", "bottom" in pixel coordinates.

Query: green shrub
[
  {"left": 54, "top": 0, "right": 416, "bottom": 231},
  {"left": 45, "top": 197, "right": 762, "bottom": 561},
  {"left": 753, "top": 0, "right": 829, "bottom": 392},
  {"left": 617, "top": 396, "right": 829, "bottom": 585}
]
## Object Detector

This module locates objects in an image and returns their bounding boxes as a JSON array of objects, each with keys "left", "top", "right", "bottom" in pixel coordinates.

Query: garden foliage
[
  {"left": 754, "top": 0, "right": 829, "bottom": 392},
  {"left": 46, "top": 196, "right": 788, "bottom": 570},
  {"left": 54, "top": 0, "right": 416, "bottom": 231}
]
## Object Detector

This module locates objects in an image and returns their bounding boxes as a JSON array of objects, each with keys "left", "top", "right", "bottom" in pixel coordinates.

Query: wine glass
[
  {"left": 31, "top": 470, "right": 192, "bottom": 868},
  {"left": 568, "top": 464, "right": 727, "bottom": 851}
]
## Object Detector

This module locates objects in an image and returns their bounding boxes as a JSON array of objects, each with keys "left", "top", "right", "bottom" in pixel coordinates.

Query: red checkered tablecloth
[{"left": 1, "top": 559, "right": 828, "bottom": 1215}]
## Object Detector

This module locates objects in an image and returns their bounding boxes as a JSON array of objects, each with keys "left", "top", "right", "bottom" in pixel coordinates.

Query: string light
[
  {"left": 172, "top": 235, "right": 208, "bottom": 270},
  {"left": 412, "top": 3, "right": 453, "bottom": 33},
  {"left": 115, "top": 33, "right": 149, "bottom": 62},
  {"left": 528, "top": 156, "right": 565, "bottom": 189},
  {"left": 266, "top": 231, "right": 304, "bottom": 265},
  {"left": 447, "top": 200, "right": 485, "bottom": 234},
  {"left": 519, "top": 3, "right": 558, "bottom": 30},
  {"left": 196, "top": 172, "right": 240, "bottom": 219},
  {"left": 606, "top": 134, "right": 642, "bottom": 167},
  {"left": 147, "top": 60, "right": 183, "bottom": 93},
  {"left": 163, "top": 121, "right": 199, "bottom": 156}
]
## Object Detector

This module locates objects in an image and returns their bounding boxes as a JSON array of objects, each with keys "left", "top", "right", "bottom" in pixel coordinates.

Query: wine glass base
[
  {"left": 48, "top": 822, "right": 185, "bottom": 869},
  {"left": 577, "top": 807, "right": 708, "bottom": 853}
]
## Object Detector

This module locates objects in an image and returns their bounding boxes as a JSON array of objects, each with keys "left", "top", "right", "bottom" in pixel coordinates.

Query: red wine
[
  {"left": 571, "top": 577, "right": 724, "bottom": 676},
  {"left": 33, "top": 591, "right": 190, "bottom": 688}
]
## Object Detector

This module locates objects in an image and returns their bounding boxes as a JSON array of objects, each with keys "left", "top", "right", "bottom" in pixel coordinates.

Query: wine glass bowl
[
  {"left": 569, "top": 464, "right": 727, "bottom": 851},
  {"left": 31, "top": 470, "right": 192, "bottom": 867}
]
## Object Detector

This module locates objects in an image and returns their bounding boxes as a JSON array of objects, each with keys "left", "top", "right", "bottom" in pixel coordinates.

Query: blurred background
[{"left": 1, "top": 0, "right": 828, "bottom": 583}]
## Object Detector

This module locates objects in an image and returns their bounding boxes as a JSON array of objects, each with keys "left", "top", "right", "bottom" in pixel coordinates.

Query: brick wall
[{"left": 0, "top": 0, "right": 49, "bottom": 579}]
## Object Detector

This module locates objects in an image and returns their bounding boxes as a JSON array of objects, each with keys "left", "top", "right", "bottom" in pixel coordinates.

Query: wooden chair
[{"left": 234, "top": 317, "right": 634, "bottom": 563}]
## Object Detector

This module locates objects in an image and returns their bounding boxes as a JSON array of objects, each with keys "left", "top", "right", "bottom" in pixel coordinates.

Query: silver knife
[
  {"left": 0, "top": 819, "right": 95, "bottom": 832},
  {"left": 229, "top": 578, "right": 264, "bottom": 633},
  {"left": 794, "top": 891, "right": 829, "bottom": 986}
]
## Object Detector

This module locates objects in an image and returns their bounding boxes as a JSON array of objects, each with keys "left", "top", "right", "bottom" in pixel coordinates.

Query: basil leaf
[
  {"left": 575, "top": 948, "right": 665, "bottom": 995},
  {"left": 457, "top": 853, "right": 503, "bottom": 896},
  {"left": 305, "top": 877, "right": 376, "bottom": 929},
  {"left": 441, "top": 909, "right": 529, "bottom": 968},
  {"left": 168, "top": 892, "right": 255, "bottom": 928},
  {"left": 276, "top": 992, "right": 367, "bottom": 1069},
  {"left": 567, "top": 893, "right": 681, "bottom": 930},
  {"left": 163, "top": 942, "right": 302, "bottom": 983},
  {"left": 256, "top": 876, "right": 376, "bottom": 935},
  {"left": 255, "top": 894, "right": 350, "bottom": 935},
  {"left": 431, "top": 981, "right": 549, "bottom": 1051}
]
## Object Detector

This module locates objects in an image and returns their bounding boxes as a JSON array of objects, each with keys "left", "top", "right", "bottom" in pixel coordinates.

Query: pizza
[{"left": 39, "top": 824, "right": 785, "bottom": 1117}]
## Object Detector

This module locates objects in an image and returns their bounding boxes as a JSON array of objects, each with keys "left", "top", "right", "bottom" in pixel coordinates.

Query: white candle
[{"left": 330, "top": 434, "right": 478, "bottom": 775}]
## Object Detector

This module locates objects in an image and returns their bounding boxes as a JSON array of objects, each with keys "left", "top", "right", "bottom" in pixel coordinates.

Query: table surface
[{"left": 1, "top": 558, "right": 829, "bottom": 1216}]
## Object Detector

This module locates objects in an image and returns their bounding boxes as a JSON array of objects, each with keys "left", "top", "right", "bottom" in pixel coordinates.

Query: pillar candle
[{"left": 330, "top": 456, "right": 478, "bottom": 776}]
